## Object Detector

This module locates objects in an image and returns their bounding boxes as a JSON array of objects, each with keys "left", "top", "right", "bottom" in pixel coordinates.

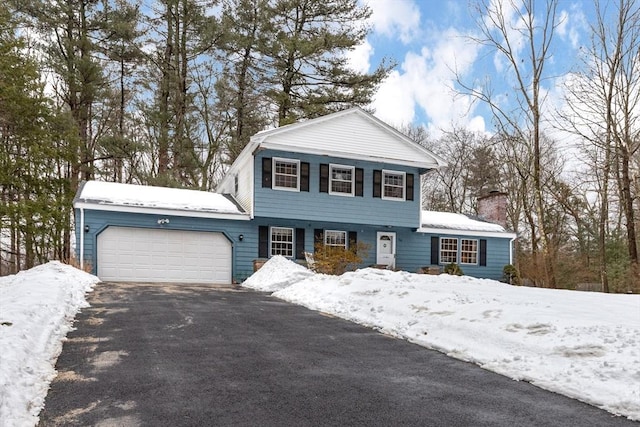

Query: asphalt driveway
[{"left": 38, "top": 282, "right": 636, "bottom": 426}]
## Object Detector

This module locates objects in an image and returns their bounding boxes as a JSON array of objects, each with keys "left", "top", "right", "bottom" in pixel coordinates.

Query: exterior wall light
[
  {"left": 238, "top": 234, "right": 244, "bottom": 241},
  {"left": 84, "top": 225, "right": 90, "bottom": 232}
]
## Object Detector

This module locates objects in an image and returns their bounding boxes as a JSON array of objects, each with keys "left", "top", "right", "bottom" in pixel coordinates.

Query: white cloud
[
  {"left": 372, "top": 28, "right": 484, "bottom": 137},
  {"left": 366, "top": 0, "right": 421, "bottom": 44},
  {"left": 346, "top": 40, "right": 373, "bottom": 73},
  {"left": 372, "top": 70, "right": 416, "bottom": 126},
  {"left": 557, "top": 4, "right": 587, "bottom": 49}
]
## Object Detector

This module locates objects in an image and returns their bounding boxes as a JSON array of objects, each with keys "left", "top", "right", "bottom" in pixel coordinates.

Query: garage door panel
[{"left": 97, "top": 227, "right": 231, "bottom": 284}]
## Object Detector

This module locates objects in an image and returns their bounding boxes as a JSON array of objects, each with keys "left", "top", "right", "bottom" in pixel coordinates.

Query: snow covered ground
[
  {"left": 0, "top": 262, "right": 100, "bottom": 427},
  {"left": 244, "top": 256, "right": 640, "bottom": 421},
  {"left": 1, "top": 259, "right": 638, "bottom": 425}
]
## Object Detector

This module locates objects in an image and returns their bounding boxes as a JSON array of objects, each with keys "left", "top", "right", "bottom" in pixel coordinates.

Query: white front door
[{"left": 376, "top": 232, "right": 396, "bottom": 268}]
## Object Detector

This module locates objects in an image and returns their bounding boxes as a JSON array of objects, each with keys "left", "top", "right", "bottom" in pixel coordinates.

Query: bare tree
[
  {"left": 461, "top": 0, "right": 562, "bottom": 287},
  {"left": 561, "top": 0, "right": 640, "bottom": 290}
]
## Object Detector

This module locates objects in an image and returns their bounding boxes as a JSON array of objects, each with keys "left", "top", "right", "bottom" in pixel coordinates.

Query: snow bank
[
  {"left": 0, "top": 262, "right": 100, "bottom": 427},
  {"left": 242, "top": 255, "right": 314, "bottom": 292},
  {"left": 261, "top": 267, "right": 640, "bottom": 421}
]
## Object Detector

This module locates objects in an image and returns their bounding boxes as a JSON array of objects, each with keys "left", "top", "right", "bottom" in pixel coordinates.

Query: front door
[{"left": 376, "top": 232, "right": 396, "bottom": 268}]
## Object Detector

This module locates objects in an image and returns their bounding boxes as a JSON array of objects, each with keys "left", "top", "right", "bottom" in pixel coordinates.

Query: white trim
[
  {"left": 329, "top": 164, "right": 355, "bottom": 197},
  {"left": 261, "top": 142, "right": 440, "bottom": 170},
  {"left": 272, "top": 157, "right": 300, "bottom": 192},
  {"left": 73, "top": 202, "right": 251, "bottom": 221},
  {"left": 459, "top": 238, "right": 479, "bottom": 265},
  {"left": 269, "top": 226, "right": 295, "bottom": 258},
  {"left": 417, "top": 226, "right": 517, "bottom": 239},
  {"left": 376, "top": 231, "right": 396, "bottom": 268},
  {"left": 251, "top": 108, "right": 448, "bottom": 168},
  {"left": 439, "top": 237, "right": 458, "bottom": 265},
  {"left": 324, "top": 230, "right": 347, "bottom": 248},
  {"left": 381, "top": 169, "right": 406, "bottom": 201}
]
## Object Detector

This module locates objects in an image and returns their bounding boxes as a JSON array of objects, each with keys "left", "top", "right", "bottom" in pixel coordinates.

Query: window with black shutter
[
  {"left": 319, "top": 164, "right": 329, "bottom": 193},
  {"left": 430, "top": 236, "right": 439, "bottom": 265},
  {"left": 373, "top": 170, "right": 382, "bottom": 198},
  {"left": 262, "top": 158, "right": 272, "bottom": 188}
]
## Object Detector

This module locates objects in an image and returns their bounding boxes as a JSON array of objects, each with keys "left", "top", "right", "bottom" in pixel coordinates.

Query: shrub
[
  {"left": 443, "top": 262, "right": 463, "bottom": 276},
  {"left": 502, "top": 264, "right": 521, "bottom": 285},
  {"left": 311, "top": 242, "right": 370, "bottom": 275}
]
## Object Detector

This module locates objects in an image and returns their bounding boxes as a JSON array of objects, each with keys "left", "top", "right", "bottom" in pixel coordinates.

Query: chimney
[{"left": 477, "top": 191, "right": 507, "bottom": 228}]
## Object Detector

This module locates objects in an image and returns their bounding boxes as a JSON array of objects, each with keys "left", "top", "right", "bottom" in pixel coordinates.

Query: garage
[
  {"left": 97, "top": 227, "right": 232, "bottom": 283},
  {"left": 97, "top": 227, "right": 232, "bottom": 284}
]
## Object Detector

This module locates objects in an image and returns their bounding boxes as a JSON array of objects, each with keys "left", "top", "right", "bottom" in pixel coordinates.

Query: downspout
[
  {"left": 509, "top": 236, "right": 516, "bottom": 265},
  {"left": 79, "top": 207, "right": 85, "bottom": 269}
]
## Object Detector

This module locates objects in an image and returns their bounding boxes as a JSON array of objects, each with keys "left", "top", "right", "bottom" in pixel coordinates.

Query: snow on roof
[
  {"left": 420, "top": 210, "right": 508, "bottom": 233},
  {"left": 74, "top": 181, "right": 245, "bottom": 215}
]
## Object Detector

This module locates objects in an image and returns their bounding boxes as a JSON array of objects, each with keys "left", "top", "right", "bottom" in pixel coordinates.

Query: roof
[
  {"left": 233, "top": 107, "right": 447, "bottom": 173},
  {"left": 418, "top": 210, "right": 517, "bottom": 238},
  {"left": 74, "top": 181, "right": 249, "bottom": 220}
]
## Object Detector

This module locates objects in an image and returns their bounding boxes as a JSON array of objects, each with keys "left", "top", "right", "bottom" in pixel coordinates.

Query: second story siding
[{"left": 254, "top": 149, "right": 422, "bottom": 228}]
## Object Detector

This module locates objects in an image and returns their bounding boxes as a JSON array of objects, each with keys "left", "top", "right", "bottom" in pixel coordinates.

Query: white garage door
[{"left": 97, "top": 227, "right": 232, "bottom": 284}]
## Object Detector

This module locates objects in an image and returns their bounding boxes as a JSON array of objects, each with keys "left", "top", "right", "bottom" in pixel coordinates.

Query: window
[
  {"left": 440, "top": 238, "right": 458, "bottom": 264},
  {"left": 329, "top": 165, "right": 354, "bottom": 195},
  {"left": 270, "top": 227, "right": 294, "bottom": 257},
  {"left": 324, "top": 230, "right": 347, "bottom": 249},
  {"left": 273, "top": 158, "right": 299, "bottom": 191},
  {"left": 382, "top": 170, "right": 405, "bottom": 200},
  {"left": 460, "top": 239, "right": 478, "bottom": 264}
]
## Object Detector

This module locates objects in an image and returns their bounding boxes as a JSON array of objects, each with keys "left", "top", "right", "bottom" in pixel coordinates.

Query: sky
[{"left": 350, "top": 0, "right": 594, "bottom": 139}]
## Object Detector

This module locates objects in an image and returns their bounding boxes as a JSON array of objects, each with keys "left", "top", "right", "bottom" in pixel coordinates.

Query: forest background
[{"left": 0, "top": 0, "right": 638, "bottom": 292}]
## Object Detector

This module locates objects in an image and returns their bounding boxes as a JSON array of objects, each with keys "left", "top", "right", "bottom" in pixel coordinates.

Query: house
[{"left": 74, "top": 108, "right": 516, "bottom": 284}]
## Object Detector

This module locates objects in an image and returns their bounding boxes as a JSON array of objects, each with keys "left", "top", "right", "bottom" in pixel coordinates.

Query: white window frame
[
  {"left": 329, "top": 164, "right": 355, "bottom": 196},
  {"left": 270, "top": 226, "right": 294, "bottom": 258},
  {"left": 324, "top": 230, "right": 347, "bottom": 249},
  {"left": 272, "top": 157, "right": 300, "bottom": 191},
  {"left": 382, "top": 170, "right": 405, "bottom": 201},
  {"left": 460, "top": 239, "right": 478, "bottom": 265},
  {"left": 440, "top": 237, "right": 458, "bottom": 264}
]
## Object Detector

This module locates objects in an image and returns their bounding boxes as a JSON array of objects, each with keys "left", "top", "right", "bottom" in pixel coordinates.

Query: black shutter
[
  {"left": 406, "top": 173, "right": 414, "bottom": 201},
  {"left": 314, "top": 229, "right": 324, "bottom": 252},
  {"left": 348, "top": 231, "right": 357, "bottom": 250},
  {"left": 319, "top": 164, "right": 329, "bottom": 192},
  {"left": 355, "top": 168, "right": 364, "bottom": 197},
  {"left": 430, "top": 236, "right": 439, "bottom": 265},
  {"left": 300, "top": 162, "right": 310, "bottom": 192},
  {"left": 373, "top": 170, "right": 382, "bottom": 198},
  {"left": 262, "top": 158, "right": 272, "bottom": 188},
  {"left": 479, "top": 239, "right": 487, "bottom": 266},
  {"left": 295, "top": 228, "right": 306, "bottom": 259},
  {"left": 259, "top": 226, "right": 269, "bottom": 258}
]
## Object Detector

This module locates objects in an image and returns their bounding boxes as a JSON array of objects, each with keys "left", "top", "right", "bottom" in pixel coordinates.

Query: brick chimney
[{"left": 477, "top": 191, "right": 508, "bottom": 228}]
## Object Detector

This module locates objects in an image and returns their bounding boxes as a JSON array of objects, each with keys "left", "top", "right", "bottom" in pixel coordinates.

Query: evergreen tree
[{"left": 261, "top": 0, "right": 392, "bottom": 126}]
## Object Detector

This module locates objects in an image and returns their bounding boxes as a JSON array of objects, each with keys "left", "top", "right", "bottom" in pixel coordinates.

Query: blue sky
[{"left": 350, "top": 0, "right": 594, "bottom": 137}]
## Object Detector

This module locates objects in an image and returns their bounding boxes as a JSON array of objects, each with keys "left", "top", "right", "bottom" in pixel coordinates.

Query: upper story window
[
  {"left": 460, "top": 239, "right": 478, "bottom": 264},
  {"left": 440, "top": 237, "right": 458, "bottom": 264},
  {"left": 382, "top": 170, "right": 405, "bottom": 200},
  {"left": 270, "top": 227, "right": 294, "bottom": 257},
  {"left": 273, "top": 158, "right": 300, "bottom": 191},
  {"left": 329, "top": 164, "right": 355, "bottom": 196},
  {"left": 324, "top": 230, "right": 347, "bottom": 249}
]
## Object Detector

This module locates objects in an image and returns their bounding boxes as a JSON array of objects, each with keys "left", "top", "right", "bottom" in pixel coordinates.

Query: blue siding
[
  {"left": 253, "top": 149, "right": 422, "bottom": 228},
  {"left": 418, "top": 234, "right": 512, "bottom": 280},
  {"left": 251, "top": 217, "right": 513, "bottom": 281},
  {"left": 76, "top": 212, "right": 513, "bottom": 284},
  {"left": 75, "top": 209, "right": 256, "bottom": 282}
]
